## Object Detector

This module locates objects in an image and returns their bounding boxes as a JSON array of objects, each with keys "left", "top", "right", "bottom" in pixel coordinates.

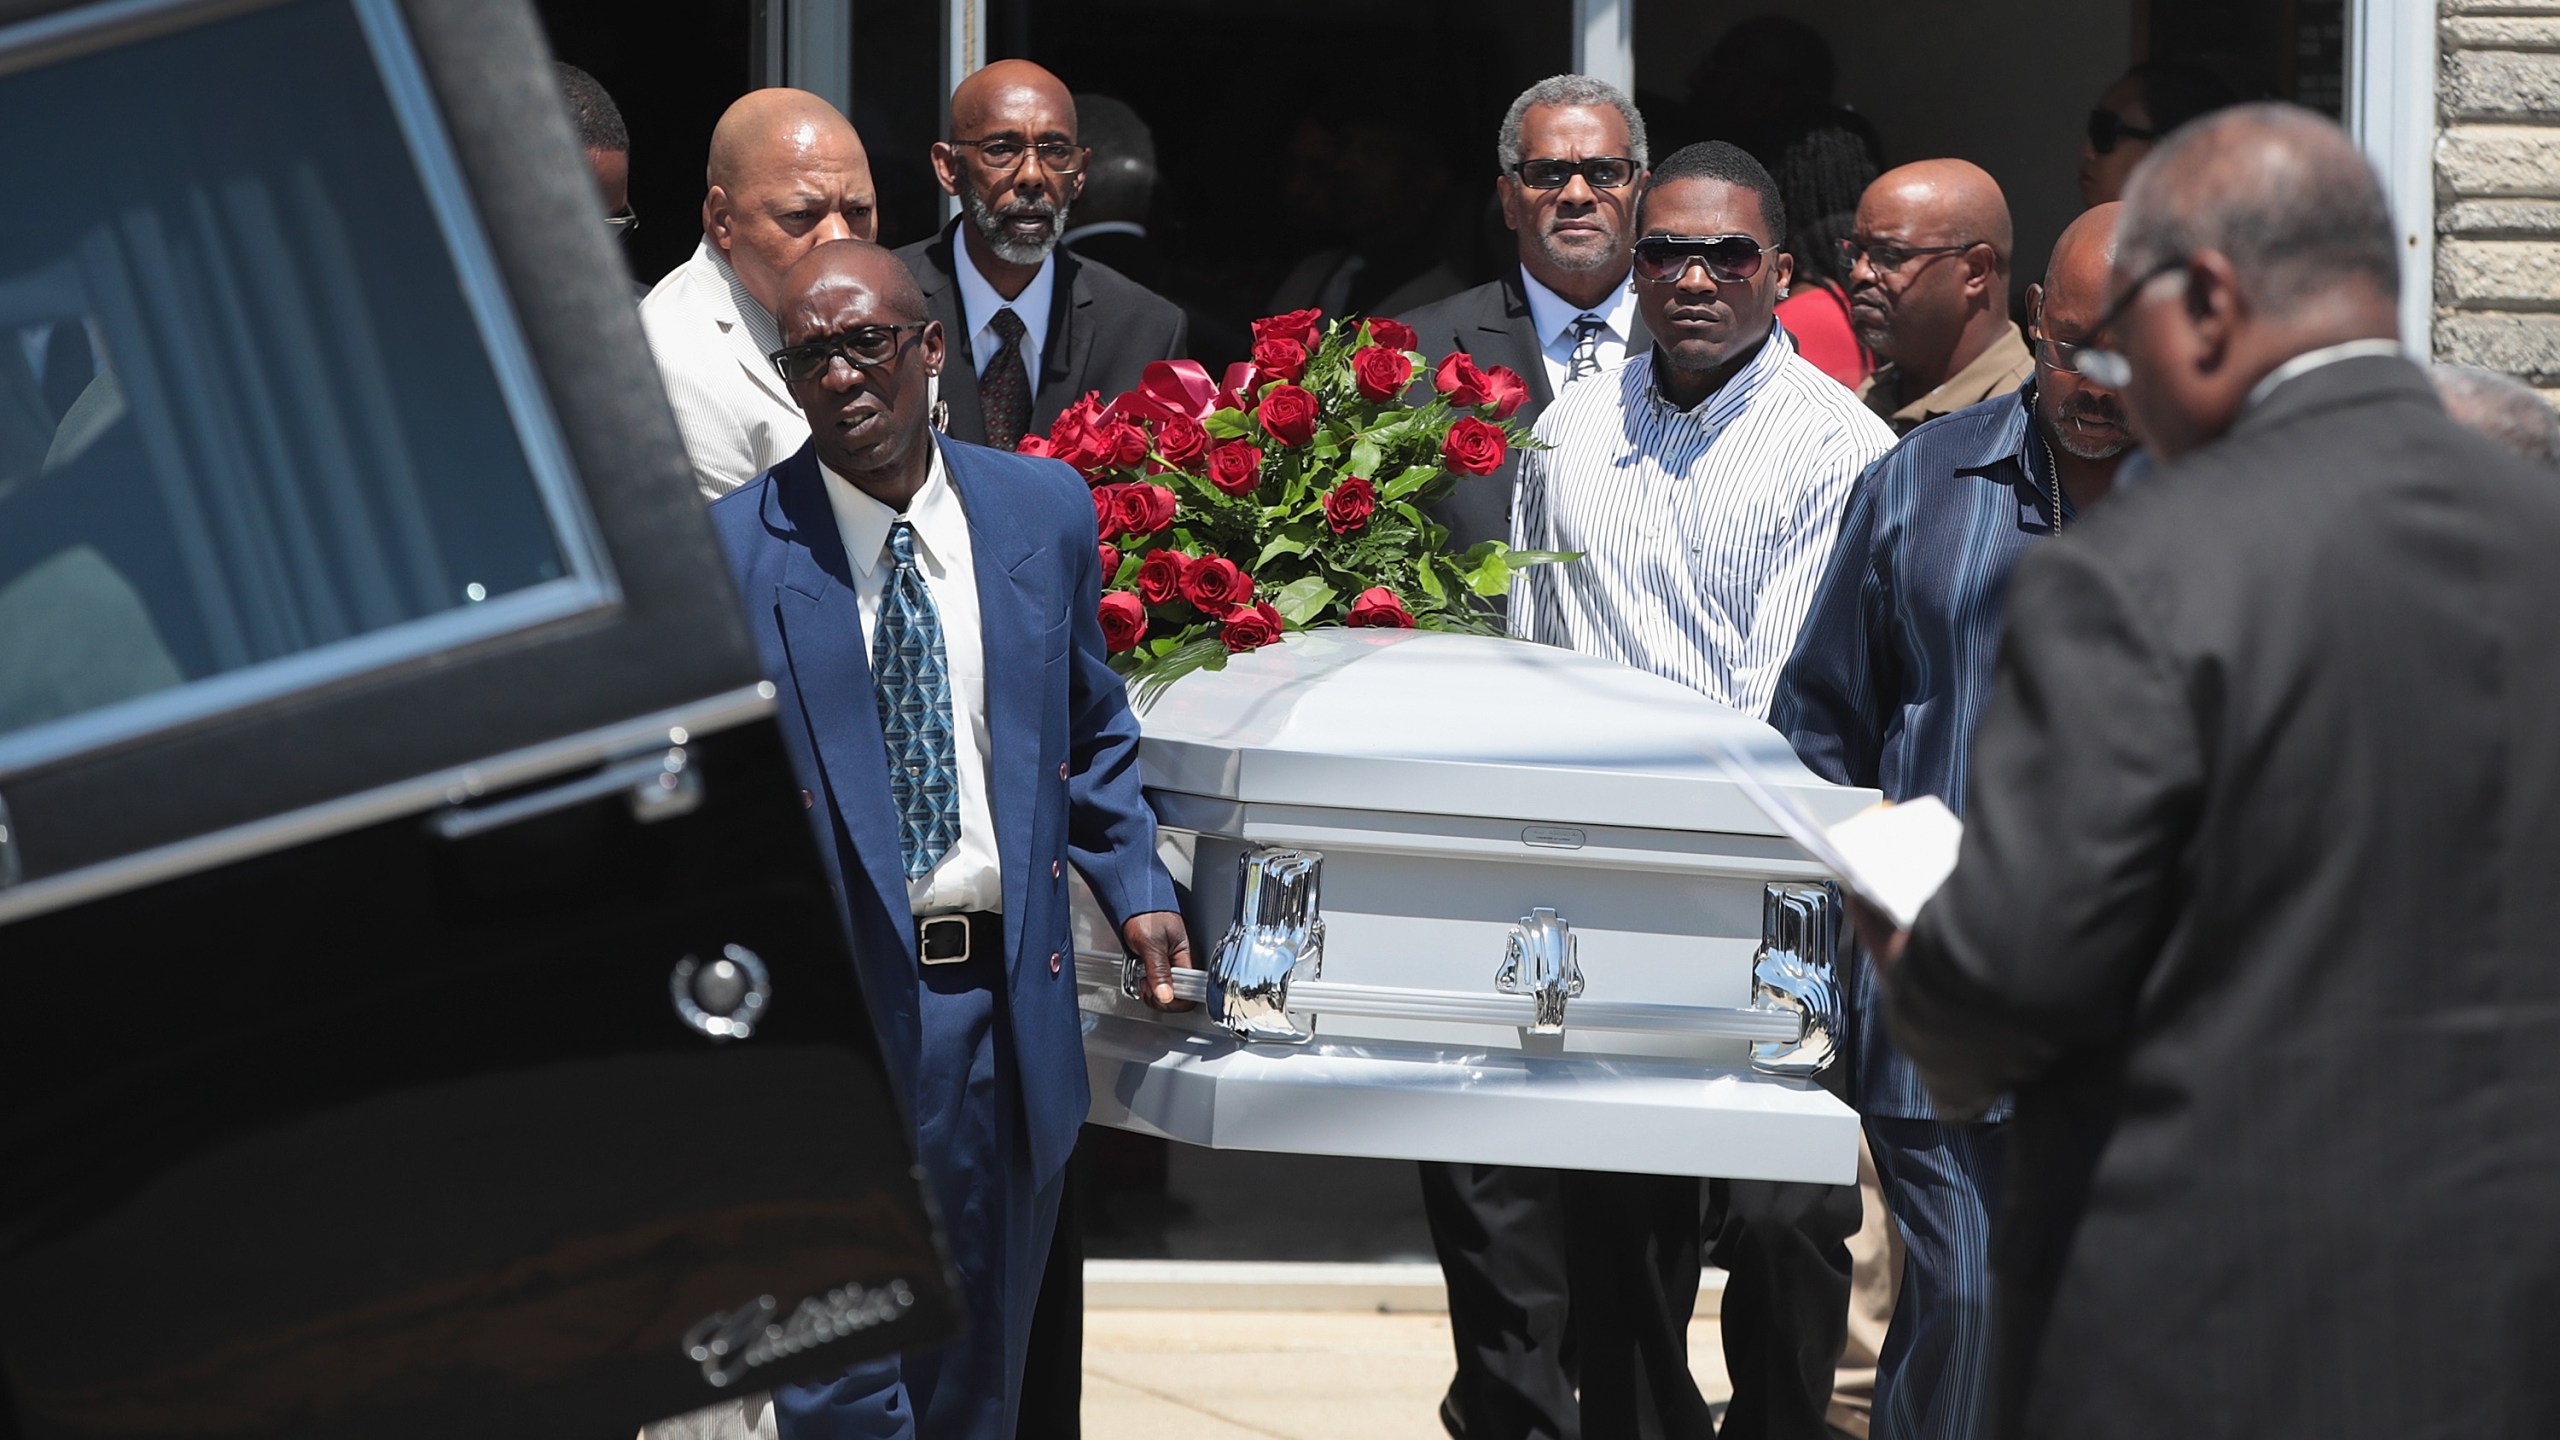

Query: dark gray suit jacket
[
  {"left": 1397, "top": 271, "right": 1646, "bottom": 552},
  {"left": 1889, "top": 355, "right": 2560, "bottom": 1438},
  {"left": 896, "top": 222, "right": 1187, "bottom": 448}
]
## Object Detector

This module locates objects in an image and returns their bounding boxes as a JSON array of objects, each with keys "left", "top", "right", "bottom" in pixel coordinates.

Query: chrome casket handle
[
  {"left": 1748, "top": 882, "right": 1842, "bottom": 1077},
  {"left": 1186, "top": 846, "right": 1326, "bottom": 1044}
]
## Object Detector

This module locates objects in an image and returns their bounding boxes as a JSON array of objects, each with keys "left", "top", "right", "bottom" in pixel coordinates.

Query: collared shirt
[
  {"left": 2245, "top": 338, "right": 2406, "bottom": 412},
  {"left": 951, "top": 231, "right": 1057, "bottom": 382},
  {"left": 1509, "top": 325, "right": 1899, "bottom": 718},
  {"left": 1518, "top": 265, "right": 1641, "bottom": 395},
  {"left": 821, "top": 442, "right": 1002, "bottom": 916},
  {"left": 708, "top": 241, "right": 785, "bottom": 362},
  {"left": 1770, "top": 386, "right": 2072, "bottom": 1120},
  {"left": 1858, "top": 321, "right": 2034, "bottom": 435}
]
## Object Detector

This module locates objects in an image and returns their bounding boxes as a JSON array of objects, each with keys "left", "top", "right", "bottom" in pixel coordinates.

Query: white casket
[{"left": 1071, "top": 629, "right": 1874, "bottom": 1184}]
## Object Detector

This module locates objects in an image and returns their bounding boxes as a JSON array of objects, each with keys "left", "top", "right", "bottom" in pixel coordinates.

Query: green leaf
[
  {"left": 1270, "top": 575, "right": 1337, "bottom": 625},
  {"left": 1128, "top": 636, "right": 1233, "bottom": 711},
  {"left": 1202, "top": 410, "right": 1255, "bottom": 440},
  {"left": 1348, "top": 438, "right": 1383, "bottom": 480},
  {"left": 1257, "top": 532, "right": 1311, "bottom": 567},
  {"left": 1503, "top": 548, "right": 1581, "bottom": 567},
  {"left": 1382, "top": 463, "right": 1441, "bottom": 500},
  {"left": 1463, "top": 550, "right": 1513, "bottom": 597},
  {"left": 1416, "top": 558, "right": 1445, "bottom": 601}
]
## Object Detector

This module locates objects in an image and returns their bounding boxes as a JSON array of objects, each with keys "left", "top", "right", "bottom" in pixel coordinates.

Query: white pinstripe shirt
[{"left": 1509, "top": 327, "right": 1897, "bottom": 718}]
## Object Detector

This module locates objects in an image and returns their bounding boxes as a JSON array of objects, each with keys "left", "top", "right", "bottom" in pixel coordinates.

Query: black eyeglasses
[
  {"left": 604, "top": 207, "right": 638, "bottom": 238},
  {"left": 949, "top": 137, "right": 1085, "bottom": 174},
  {"left": 1512, "top": 156, "right": 1639, "bottom": 190},
  {"left": 1632, "top": 234, "right": 1767, "bottom": 284},
  {"left": 2071, "top": 258, "right": 2191, "bottom": 389},
  {"left": 2086, "top": 108, "right": 2159, "bottom": 156},
  {"left": 1837, "top": 237, "right": 1980, "bottom": 273},
  {"left": 769, "top": 323, "right": 930, "bottom": 383}
]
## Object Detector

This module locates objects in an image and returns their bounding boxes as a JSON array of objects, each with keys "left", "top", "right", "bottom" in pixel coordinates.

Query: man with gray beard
[
  {"left": 896, "top": 60, "right": 1186, "bottom": 452},
  {"left": 1770, "top": 204, "right": 2131, "bottom": 1440}
]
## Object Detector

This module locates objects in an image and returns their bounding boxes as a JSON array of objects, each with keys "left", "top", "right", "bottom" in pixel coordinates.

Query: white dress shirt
[
  {"left": 640, "top": 239, "right": 808, "bottom": 499},
  {"left": 951, "top": 233, "right": 1057, "bottom": 382},
  {"left": 821, "top": 443, "right": 1002, "bottom": 915},
  {"left": 1519, "top": 266, "right": 1640, "bottom": 395},
  {"left": 1509, "top": 325, "right": 1898, "bottom": 718}
]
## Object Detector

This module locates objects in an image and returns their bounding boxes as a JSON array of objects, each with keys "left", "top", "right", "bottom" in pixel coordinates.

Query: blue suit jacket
[{"left": 709, "top": 435, "right": 1174, "bottom": 1184}]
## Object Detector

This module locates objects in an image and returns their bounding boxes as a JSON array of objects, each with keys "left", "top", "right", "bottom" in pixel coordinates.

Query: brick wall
[{"left": 2437, "top": 0, "right": 2560, "bottom": 410}]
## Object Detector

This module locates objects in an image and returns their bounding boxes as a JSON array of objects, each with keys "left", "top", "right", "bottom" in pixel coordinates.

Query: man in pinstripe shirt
[{"left": 1508, "top": 141, "right": 1894, "bottom": 1440}]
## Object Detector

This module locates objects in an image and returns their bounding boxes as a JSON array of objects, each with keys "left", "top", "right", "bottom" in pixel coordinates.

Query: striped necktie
[
  {"left": 871, "top": 519, "right": 959, "bottom": 879},
  {"left": 1567, "top": 315, "right": 1607, "bottom": 382},
  {"left": 982, "top": 308, "right": 1032, "bottom": 451}
]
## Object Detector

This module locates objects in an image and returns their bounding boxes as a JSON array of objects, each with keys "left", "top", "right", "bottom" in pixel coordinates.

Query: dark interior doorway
[{"left": 533, "top": 0, "right": 753, "bottom": 289}]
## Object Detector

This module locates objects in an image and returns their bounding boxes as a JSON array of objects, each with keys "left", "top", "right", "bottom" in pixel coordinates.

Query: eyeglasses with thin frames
[
  {"left": 769, "top": 323, "right": 931, "bottom": 384},
  {"left": 2070, "top": 258, "right": 2192, "bottom": 390},
  {"left": 1837, "top": 237, "right": 1980, "bottom": 273},
  {"left": 2086, "top": 108, "right": 2160, "bottom": 156},
  {"left": 604, "top": 207, "right": 638, "bottom": 238},
  {"left": 949, "top": 137, "right": 1085, "bottom": 174}
]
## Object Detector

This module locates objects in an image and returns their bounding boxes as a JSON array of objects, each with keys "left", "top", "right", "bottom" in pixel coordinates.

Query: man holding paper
[
  {"left": 1767, "top": 203, "right": 2131, "bottom": 1440},
  {"left": 1858, "top": 107, "right": 2560, "bottom": 1437}
]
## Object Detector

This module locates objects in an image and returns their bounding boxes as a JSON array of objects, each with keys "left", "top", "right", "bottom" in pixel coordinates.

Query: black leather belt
[{"left": 917, "top": 911, "right": 1001, "bottom": 966}]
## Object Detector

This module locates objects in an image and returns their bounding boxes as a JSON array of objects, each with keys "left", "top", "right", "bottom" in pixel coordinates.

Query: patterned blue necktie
[{"left": 872, "top": 519, "right": 959, "bottom": 879}]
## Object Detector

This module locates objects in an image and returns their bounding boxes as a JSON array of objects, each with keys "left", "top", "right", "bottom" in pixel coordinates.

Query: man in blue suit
[{"left": 708, "top": 238, "right": 1193, "bottom": 1440}]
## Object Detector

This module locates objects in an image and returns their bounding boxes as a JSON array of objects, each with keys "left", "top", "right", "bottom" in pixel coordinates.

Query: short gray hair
[
  {"left": 2118, "top": 102, "right": 2399, "bottom": 309},
  {"left": 1496, "top": 75, "right": 1649, "bottom": 175},
  {"left": 2434, "top": 364, "right": 2560, "bottom": 466}
]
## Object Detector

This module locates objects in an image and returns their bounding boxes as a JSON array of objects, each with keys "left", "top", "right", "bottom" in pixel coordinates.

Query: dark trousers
[
  {"left": 1013, "top": 1152, "right": 1083, "bottom": 1439},
  {"left": 1864, "top": 1118, "right": 2003, "bottom": 1440},
  {"left": 1425, "top": 1164, "right": 1859, "bottom": 1440}
]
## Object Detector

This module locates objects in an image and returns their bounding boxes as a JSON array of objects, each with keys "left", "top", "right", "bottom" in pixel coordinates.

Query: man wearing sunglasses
[
  {"left": 1844, "top": 160, "right": 2032, "bottom": 436},
  {"left": 1510, "top": 141, "right": 1896, "bottom": 1440},
  {"left": 1860, "top": 106, "right": 2560, "bottom": 1439},
  {"left": 2075, "top": 59, "right": 2237, "bottom": 209},
  {"left": 1398, "top": 75, "right": 1651, "bottom": 561},
  {"left": 1770, "top": 203, "right": 2130, "bottom": 1440},
  {"left": 896, "top": 60, "right": 1185, "bottom": 454},
  {"left": 711, "top": 239, "right": 1192, "bottom": 1440},
  {"left": 641, "top": 88, "right": 878, "bottom": 499}
]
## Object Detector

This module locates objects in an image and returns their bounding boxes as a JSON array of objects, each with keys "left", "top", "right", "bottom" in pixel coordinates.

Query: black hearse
[{"left": 0, "top": 0, "right": 949, "bottom": 1432}]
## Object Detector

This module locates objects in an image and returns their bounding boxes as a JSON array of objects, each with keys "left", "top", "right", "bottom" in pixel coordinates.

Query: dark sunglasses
[
  {"left": 768, "top": 323, "right": 930, "bottom": 383},
  {"left": 1632, "top": 233, "right": 1766, "bottom": 284},
  {"left": 2086, "top": 108, "right": 2160, "bottom": 156},
  {"left": 1512, "top": 156, "right": 1639, "bottom": 190}
]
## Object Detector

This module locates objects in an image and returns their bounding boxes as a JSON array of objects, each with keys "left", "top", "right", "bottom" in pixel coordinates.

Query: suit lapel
[
  {"left": 764, "top": 450, "right": 916, "bottom": 950},
  {"left": 944, "top": 438, "right": 1043, "bottom": 967},
  {"left": 1485, "top": 272, "right": 1554, "bottom": 409},
  {"left": 1032, "top": 246, "right": 1097, "bottom": 425},
  {"left": 697, "top": 241, "right": 796, "bottom": 414},
  {"left": 920, "top": 226, "right": 989, "bottom": 444}
]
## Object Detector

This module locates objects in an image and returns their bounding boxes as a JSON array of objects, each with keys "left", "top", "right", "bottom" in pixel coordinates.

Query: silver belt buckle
[{"left": 918, "top": 914, "right": 972, "bottom": 966}]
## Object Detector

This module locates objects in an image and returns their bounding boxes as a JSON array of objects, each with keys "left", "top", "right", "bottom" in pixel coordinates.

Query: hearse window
[{"left": 0, "top": 0, "right": 607, "bottom": 764}]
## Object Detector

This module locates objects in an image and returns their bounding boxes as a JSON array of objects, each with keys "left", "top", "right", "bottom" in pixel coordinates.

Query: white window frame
[{"left": 2349, "top": 0, "right": 2439, "bottom": 357}]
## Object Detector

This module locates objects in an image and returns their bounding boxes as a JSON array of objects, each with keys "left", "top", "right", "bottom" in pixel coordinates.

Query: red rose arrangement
[{"left": 1024, "top": 313, "right": 1567, "bottom": 695}]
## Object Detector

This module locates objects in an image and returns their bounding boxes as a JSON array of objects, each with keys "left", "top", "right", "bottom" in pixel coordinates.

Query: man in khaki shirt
[{"left": 1844, "top": 160, "right": 2033, "bottom": 434}]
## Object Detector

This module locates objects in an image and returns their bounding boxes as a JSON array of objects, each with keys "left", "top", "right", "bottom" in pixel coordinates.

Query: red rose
[
  {"left": 1017, "top": 433, "right": 1056, "bottom": 458},
  {"left": 1220, "top": 601, "right": 1285, "bottom": 653},
  {"left": 1114, "top": 482, "right": 1179, "bottom": 536},
  {"left": 1483, "top": 365, "right": 1531, "bottom": 420},
  {"left": 1098, "top": 541, "right": 1121, "bottom": 578},
  {"left": 1258, "top": 383, "right": 1320, "bottom": 446},
  {"left": 1179, "top": 555, "right": 1255, "bottom": 614},
  {"left": 1101, "top": 420, "right": 1150, "bottom": 471},
  {"left": 1365, "top": 317, "right": 1419, "bottom": 353},
  {"left": 1091, "top": 483, "right": 1122, "bottom": 536},
  {"left": 1251, "top": 336, "right": 1309, "bottom": 384},
  {"left": 1442, "top": 416, "right": 1508, "bottom": 476},
  {"left": 1136, "top": 548, "right": 1193, "bottom": 606},
  {"left": 1206, "top": 441, "right": 1264, "bottom": 496},
  {"left": 1098, "top": 591, "right": 1148, "bottom": 654},
  {"left": 1351, "top": 344, "right": 1415, "bottom": 402},
  {"left": 1322, "top": 476, "right": 1378, "bottom": 534},
  {"left": 1252, "top": 308, "right": 1323, "bottom": 352},
  {"left": 1433, "top": 351, "right": 1493, "bottom": 407},
  {"left": 1153, "top": 414, "right": 1208, "bottom": 469},
  {"left": 1345, "top": 585, "right": 1416, "bottom": 628}
]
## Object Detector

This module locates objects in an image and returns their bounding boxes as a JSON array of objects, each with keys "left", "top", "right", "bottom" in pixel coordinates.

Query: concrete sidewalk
[{"left": 1085, "top": 1308, "right": 1734, "bottom": 1439}]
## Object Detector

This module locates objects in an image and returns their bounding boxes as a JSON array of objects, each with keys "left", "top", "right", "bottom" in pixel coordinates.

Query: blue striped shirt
[
  {"left": 1508, "top": 327, "right": 1898, "bottom": 717},
  {"left": 1771, "top": 386, "right": 2069, "bottom": 1120}
]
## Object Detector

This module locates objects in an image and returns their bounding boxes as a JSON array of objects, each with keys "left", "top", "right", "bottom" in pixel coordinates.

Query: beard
[
  {"left": 965, "top": 187, "right": 1069, "bottom": 266},
  {"left": 1532, "top": 219, "right": 1622, "bottom": 275},
  {"left": 2049, "top": 390, "right": 2132, "bottom": 459}
]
